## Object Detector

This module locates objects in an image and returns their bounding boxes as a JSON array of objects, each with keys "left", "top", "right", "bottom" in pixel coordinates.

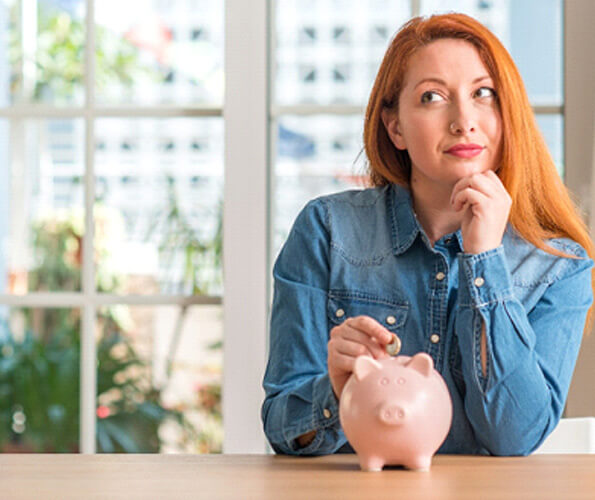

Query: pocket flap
[{"left": 327, "top": 292, "right": 408, "bottom": 331}]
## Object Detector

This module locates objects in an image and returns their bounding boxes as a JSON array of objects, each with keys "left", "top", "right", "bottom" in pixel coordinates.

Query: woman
[{"left": 261, "top": 13, "right": 594, "bottom": 456}]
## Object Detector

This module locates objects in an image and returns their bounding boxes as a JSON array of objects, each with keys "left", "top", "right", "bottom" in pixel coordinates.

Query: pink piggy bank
[{"left": 339, "top": 352, "right": 452, "bottom": 471}]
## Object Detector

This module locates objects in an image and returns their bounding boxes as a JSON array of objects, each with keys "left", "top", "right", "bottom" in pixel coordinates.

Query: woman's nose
[{"left": 449, "top": 103, "right": 476, "bottom": 135}]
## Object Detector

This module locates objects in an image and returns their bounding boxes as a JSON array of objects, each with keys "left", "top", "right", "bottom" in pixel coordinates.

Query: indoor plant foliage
[
  {"left": 8, "top": 2, "right": 157, "bottom": 103},
  {"left": 0, "top": 212, "right": 199, "bottom": 452},
  {"left": 147, "top": 175, "right": 223, "bottom": 295}
]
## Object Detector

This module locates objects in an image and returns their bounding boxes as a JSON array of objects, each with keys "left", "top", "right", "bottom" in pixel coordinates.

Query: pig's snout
[{"left": 377, "top": 404, "right": 406, "bottom": 426}]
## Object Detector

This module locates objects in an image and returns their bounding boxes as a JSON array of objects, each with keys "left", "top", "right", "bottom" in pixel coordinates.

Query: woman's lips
[{"left": 445, "top": 144, "right": 485, "bottom": 158}]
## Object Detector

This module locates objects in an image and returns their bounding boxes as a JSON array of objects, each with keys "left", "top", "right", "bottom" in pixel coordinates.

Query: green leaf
[{"left": 98, "top": 419, "right": 142, "bottom": 453}]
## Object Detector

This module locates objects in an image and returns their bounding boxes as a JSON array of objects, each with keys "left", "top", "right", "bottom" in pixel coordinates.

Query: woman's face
[{"left": 383, "top": 38, "right": 502, "bottom": 189}]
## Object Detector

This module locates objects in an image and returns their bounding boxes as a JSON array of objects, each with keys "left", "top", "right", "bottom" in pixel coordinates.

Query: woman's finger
[
  {"left": 328, "top": 351, "right": 355, "bottom": 373},
  {"left": 333, "top": 338, "right": 370, "bottom": 358},
  {"left": 330, "top": 325, "right": 387, "bottom": 359},
  {"left": 451, "top": 186, "right": 490, "bottom": 212},
  {"left": 486, "top": 170, "right": 510, "bottom": 197},
  {"left": 343, "top": 316, "right": 393, "bottom": 345},
  {"left": 342, "top": 317, "right": 392, "bottom": 358},
  {"left": 451, "top": 172, "right": 497, "bottom": 204}
]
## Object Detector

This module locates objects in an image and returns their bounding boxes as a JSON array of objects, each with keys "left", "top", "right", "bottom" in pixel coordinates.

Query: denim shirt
[{"left": 261, "top": 184, "right": 593, "bottom": 456}]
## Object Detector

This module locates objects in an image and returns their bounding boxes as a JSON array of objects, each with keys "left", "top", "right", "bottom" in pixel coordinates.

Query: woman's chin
[
  {"left": 411, "top": 161, "right": 496, "bottom": 188},
  {"left": 448, "top": 162, "right": 493, "bottom": 180}
]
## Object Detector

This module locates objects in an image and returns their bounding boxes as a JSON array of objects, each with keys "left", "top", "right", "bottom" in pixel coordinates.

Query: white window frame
[{"left": 223, "top": 0, "right": 269, "bottom": 453}]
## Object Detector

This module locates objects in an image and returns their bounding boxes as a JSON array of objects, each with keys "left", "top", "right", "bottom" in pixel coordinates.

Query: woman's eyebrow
[{"left": 413, "top": 75, "right": 492, "bottom": 89}]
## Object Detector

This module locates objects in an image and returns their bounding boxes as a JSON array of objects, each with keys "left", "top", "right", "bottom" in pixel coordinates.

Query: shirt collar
[
  {"left": 388, "top": 183, "right": 464, "bottom": 254},
  {"left": 388, "top": 184, "right": 421, "bottom": 255}
]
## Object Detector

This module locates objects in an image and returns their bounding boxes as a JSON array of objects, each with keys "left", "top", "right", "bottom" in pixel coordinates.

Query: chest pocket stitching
[{"left": 328, "top": 290, "right": 408, "bottom": 307}]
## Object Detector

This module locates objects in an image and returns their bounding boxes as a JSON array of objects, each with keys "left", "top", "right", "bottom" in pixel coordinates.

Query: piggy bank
[{"left": 339, "top": 353, "right": 452, "bottom": 471}]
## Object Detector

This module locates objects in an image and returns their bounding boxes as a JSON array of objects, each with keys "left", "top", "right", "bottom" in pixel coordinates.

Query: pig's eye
[
  {"left": 396, "top": 377, "right": 406, "bottom": 385},
  {"left": 380, "top": 377, "right": 389, "bottom": 385}
]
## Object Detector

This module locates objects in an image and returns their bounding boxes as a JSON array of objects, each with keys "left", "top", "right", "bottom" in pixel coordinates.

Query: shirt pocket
[{"left": 327, "top": 292, "right": 408, "bottom": 332}]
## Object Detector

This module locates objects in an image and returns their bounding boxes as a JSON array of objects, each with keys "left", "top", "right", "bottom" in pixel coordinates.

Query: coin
[{"left": 386, "top": 333, "right": 401, "bottom": 356}]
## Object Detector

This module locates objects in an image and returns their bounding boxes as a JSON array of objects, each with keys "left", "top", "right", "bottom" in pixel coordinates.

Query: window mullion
[
  {"left": 0, "top": 106, "right": 222, "bottom": 118},
  {"left": 81, "top": 0, "right": 96, "bottom": 454},
  {"left": 223, "top": 0, "right": 269, "bottom": 453},
  {"left": 564, "top": 0, "right": 595, "bottom": 221},
  {"left": 411, "top": 0, "right": 421, "bottom": 17}
]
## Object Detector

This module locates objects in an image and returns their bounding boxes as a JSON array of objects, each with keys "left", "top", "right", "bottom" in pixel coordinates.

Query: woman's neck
[{"left": 410, "top": 179, "right": 463, "bottom": 246}]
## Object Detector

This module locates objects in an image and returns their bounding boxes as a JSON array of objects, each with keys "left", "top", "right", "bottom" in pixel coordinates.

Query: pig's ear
[
  {"left": 407, "top": 353, "right": 434, "bottom": 377},
  {"left": 353, "top": 356, "right": 382, "bottom": 382}
]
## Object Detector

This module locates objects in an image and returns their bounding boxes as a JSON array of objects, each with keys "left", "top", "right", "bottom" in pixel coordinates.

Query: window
[{"left": 0, "top": 0, "right": 223, "bottom": 453}]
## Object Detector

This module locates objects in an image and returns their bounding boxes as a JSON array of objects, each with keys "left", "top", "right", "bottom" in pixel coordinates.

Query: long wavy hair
[{"left": 363, "top": 13, "right": 594, "bottom": 330}]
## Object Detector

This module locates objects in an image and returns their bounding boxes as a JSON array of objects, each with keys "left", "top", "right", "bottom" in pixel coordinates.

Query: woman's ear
[{"left": 381, "top": 109, "right": 407, "bottom": 150}]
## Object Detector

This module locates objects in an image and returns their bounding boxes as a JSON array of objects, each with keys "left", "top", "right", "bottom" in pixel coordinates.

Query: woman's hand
[
  {"left": 450, "top": 170, "right": 512, "bottom": 254},
  {"left": 327, "top": 316, "right": 392, "bottom": 400}
]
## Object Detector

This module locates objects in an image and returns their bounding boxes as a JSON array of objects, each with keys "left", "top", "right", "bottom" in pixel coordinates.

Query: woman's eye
[
  {"left": 420, "top": 91, "right": 444, "bottom": 104},
  {"left": 475, "top": 87, "right": 496, "bottom": 98}
]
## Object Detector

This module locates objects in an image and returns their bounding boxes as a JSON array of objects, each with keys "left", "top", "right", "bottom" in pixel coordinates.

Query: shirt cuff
[
  {"left": 458, "top": 246, "right": 515, "bottom": 308},
  {"left": 286, "top": 373, "right": 342, "bottom": 453},
  {"left": 312, "top": 373, "right": 340, "bottom": 428}
]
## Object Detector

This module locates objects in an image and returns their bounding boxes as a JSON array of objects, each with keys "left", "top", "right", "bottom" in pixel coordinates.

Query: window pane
[
  {"left": 96, "top": 304, "right": 222, "bottom": 453},
  {"left": 0, "top": 118, "right": 84, "bottom": 294},
  {"left": 420, "top": 0, "right": 563, "bottom": 105},
  {"left": 95, "top": 0, "right": 223, "bottom": 106},
  {"left": 95, "top": 118, "right": 223, "bottom": 295},
  {"left": 0, "top": 307, "right": 80, "bottom": 452},
  {"left": 0, "top": 0, "right": 86, "bottom": 106},
  {"left": 274, "top": 0, "right": 411, "bottom": 106},
  {"left": 273, "top": 115, "right": 366, "bottom": 257}
]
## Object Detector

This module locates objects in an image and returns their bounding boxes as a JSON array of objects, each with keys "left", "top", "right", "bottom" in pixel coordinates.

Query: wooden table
[{"left": 1, "top": 454, "right": 593, "bottom": 499}]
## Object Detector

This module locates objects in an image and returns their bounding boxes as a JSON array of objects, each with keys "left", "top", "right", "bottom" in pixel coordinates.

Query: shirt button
[
  {"left": 386, "top": 315, "right": 396, "bottom": 325},
  {"left": 474, "top": 277, "right": 485, "bottom": 287},
  {"left": 335, "top": 308, "right": 345, "bottom": 318},
  {"left": 430, "top": 334, "right": 440, "bottom": 344},
  {"left": 323, "top": 408, "right": 332, "bottom": 419},
  {"left": 435, "top": 272, "right": 445, "bottom": 281}
]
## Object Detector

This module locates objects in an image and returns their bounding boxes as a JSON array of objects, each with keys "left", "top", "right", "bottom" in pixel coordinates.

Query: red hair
[{"left": 364, "top": 14, "right": 594, "bottom": 331}]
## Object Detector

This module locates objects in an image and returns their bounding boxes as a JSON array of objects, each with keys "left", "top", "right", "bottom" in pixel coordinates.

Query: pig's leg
[
  {"left": 404, "top": 455, "right": 432, "bottom": 471},
  {"left": 359, "top": 455, "right": 385, "bottom": 472}
]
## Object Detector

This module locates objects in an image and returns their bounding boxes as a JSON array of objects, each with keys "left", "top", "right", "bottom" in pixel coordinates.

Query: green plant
[
  {"left": 0, "top": 318, "right": 80, "bottom": 452},
  {"left": 147, "top": 175, "right": 223, "bottom": 295},
  {"left": 95, "top": 325, "right": 196, "bottom": 453},
  {"left": 8, "top": 5, "right": 161, "bottom": 103},
  {"left": 0, "top": 211, "right": 199, "bottom": 452},
  {"left": 194, "top": 379, "right": 222, "bottom": 454},
  {"left": 0, "top": 313, "right": 196, "bottom": 453}
]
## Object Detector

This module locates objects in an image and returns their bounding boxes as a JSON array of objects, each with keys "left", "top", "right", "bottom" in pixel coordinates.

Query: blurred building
[{"left": 11, "top": 0, "right": 561, "bottom": 281}]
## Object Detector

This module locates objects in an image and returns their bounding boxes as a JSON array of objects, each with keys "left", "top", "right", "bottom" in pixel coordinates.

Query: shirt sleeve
[
  {"left": 261, "top": 199, "right": 348, "bottom": 455},
  {"left": 455, "top": 244, "right": 593, "bottom": 456}
]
